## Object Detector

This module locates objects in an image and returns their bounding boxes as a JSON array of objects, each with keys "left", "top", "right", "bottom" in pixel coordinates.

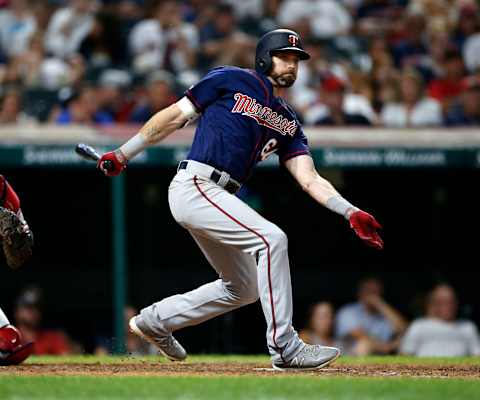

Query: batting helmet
[{"left": 255, "top": 29, "right": 310, "bottom": 74}]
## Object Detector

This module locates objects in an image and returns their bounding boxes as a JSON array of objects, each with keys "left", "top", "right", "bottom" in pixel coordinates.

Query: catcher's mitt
[{"left": 0, "top": 207, "right": 33, "bottom": 269}]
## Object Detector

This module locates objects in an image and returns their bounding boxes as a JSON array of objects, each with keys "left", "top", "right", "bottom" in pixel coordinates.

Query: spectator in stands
[
  {"left": 391, "top": 11, "right": 428, "bottom": 70},
  {"left": 428, "top": 48, "right": 466, "bottom": 109},
  {"left": 96, "top": 68, "right": 134, "bottom": 122},
  {"left": 419, "top": 27, "right": 452, "bottom": 83},
  {"left": 3, "top": 33, "right": 45, "bottom": 87},
  {"left": 44, "top": 0, "right": 96, "bottom": 59},
  {"left": 335, "top": 277, "right": 408, "bottom": 356},
  {"left": 129, "top": 70, "right": 178, "bottom": 123},
  {"left": 5, "top": 34, "right": 86, "bottom": 91},
  {"left": 1, "top": 0, "right": 480, "bottom": 129},
  {"left": 222, "top": 0, "right": 265, "bottom": 35},
  {"left": 381, "top": 68, "right": 442, "bottom": 127},
  {"left": 354, "top": 0, "right": 404, "bottom": 37},
  {"left": 199, "top": 3, "right": 255, "bottom": 70},
  {"left": 0, "top": 88, "right": 34, "bottom": 124},
  {"left": 51, "top": 85, "right": 113, "bottom": 125},
  {"left": 95, "top": 305, "right": 151, "bottom": 355},
  {"left": 452, "top": 4, "right": 479, "bottom": 53},
  {"left": 459, "top": 4, "right": 480, "bottom": 73},
  {"left": 79, "top": 10, "right": 124, "bottom": 68},
  {"left": 0, "top": 88, "right": 21, "bottom": 123},
  {"left": 14, "top": 286, "right": 73, "bottom": 355},
  {"left": 288, "top": 39, "right": 326, "bottom": 114},
  {"left": 109, "top": 0, "right": 143, "bottom": 66},
  {"left": 300, "top": 302, "right": 340, "bottom": 349},
  {"left": 368, "top": 36, "right": 399, "bottom": 112},
  {"left": 400, "top": 284, "right": 480, "bottom": 357},
  {"left": 129, "top": 0, "right": 199, "bottom": 82},
  {"left": 444, "top": 81, "right": 480, "bottom": 126},
  {"left": 277, "top": 0, "right": 352, "bottom": 40},
  {"left": 306, "top": 75, "right": 372, "bottom": 126},
  {"left": 0, "top": 0, "right": 37, "bottom": 60}
]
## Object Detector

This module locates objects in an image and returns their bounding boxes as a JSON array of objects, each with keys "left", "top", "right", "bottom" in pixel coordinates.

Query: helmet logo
[{"left": 288, "top": 35, "right": 298, "bottom": 47}]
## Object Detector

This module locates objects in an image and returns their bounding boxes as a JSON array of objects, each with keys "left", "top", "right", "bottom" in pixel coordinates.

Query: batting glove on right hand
[
  {"left": 97, "top": 150, "right": 127, "bottom": 177},
  {"left": 348, "top": 210, "right": 384, "bottom": 250}
]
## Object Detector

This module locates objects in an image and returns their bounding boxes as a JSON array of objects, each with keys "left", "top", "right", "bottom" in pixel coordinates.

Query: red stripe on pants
[{"left": 193, "top": 176, "right": 284, "bottom": 361}]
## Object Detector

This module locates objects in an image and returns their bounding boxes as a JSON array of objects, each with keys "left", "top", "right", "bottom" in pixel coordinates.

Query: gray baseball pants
[{"left": 139, "top": 162, "right": 304, "bottom": 363}]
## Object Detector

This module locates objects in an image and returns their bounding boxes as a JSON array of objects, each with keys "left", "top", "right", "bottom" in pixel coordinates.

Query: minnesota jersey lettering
[
  {"left": 231, "top": 93, "right": 297, "bottom": 137},
  {"left": 185, "top": 66, "right": 310, "bottom": 182}
]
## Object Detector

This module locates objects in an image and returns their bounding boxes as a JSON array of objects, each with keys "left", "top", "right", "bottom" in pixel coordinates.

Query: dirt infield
[{"left": 1, "top": 362, "right": 480, "bottom": 378}]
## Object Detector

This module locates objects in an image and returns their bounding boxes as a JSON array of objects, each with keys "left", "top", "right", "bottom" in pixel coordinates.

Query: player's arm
[
  {"left": 97, "top": 97, "right": 197, "bottom": 176},
  {"left": 284, "top": 154, "right": 383, "bottom": 249}
]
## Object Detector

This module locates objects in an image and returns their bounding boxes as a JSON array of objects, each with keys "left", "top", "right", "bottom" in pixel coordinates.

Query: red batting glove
[
  {"left": 97, "top": 151, "right": 127, "bottom": 177},
  {"left": 348, "top": 210, "right": 384, "bottom": 250}
]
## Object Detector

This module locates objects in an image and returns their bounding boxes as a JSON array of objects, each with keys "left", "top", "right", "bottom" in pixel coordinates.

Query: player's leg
[
  {"left": 138, "top": 231, "right": 259, "bottom": 335},
  {"left": 166, "top": 171, "right": 304, "bottom": 364},
  {"left": 0, "top": 307, "right": 9, "bottom": 328}
]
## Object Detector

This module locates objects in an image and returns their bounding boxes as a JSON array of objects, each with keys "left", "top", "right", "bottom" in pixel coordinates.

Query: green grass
[
  {"left": 25, "top": 354, "right": 480, "bottom": 365},
  {"left": 1, "top": 376, "right": 479, "bottom": 400},
  {"left": 1, "top": 355, "right": 479, "bottom": 400}
]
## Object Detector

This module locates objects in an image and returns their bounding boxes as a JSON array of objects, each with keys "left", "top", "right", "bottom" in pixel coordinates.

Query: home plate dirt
[{"left": 1, "top": 363, "right": 480, "bottom": 378}]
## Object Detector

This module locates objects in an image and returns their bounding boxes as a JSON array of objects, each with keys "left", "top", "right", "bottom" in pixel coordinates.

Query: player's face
[{"left": 270, "top": 51, "right": 300, "bottom": 88}]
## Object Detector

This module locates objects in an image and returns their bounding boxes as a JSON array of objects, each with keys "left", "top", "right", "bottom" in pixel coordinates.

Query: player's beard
[{"left": 271, "top": 71, "right": 296, "bottom": 88}]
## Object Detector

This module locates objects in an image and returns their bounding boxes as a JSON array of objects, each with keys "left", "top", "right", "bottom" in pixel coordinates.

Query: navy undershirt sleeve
[{"left": 277, "top": 127, "right": 311, "bottom": 163}]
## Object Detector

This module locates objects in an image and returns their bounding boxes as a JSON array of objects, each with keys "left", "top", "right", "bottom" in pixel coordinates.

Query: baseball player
[
  {"left": 0, "top": 175, "right": 34, "bottom": 365},
  {"left": 98, "top": 29, "right": 383, "bottom": 370}
]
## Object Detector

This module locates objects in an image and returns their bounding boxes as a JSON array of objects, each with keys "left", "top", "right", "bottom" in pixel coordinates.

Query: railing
[{"left": 1, "top": 125, "right": 480, "bottom": 169}]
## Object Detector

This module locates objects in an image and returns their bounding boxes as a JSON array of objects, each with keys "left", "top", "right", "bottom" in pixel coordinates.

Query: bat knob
[{"left": 102, "top": 160, "right": 114, "bottom": 172}]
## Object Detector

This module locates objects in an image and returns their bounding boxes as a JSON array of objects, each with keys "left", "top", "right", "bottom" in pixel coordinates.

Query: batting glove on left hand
[
  {"left": 97, "top": 150, "right": 127, "bottom": 177},
  {"left": 348, "top": 210, "right": 384, "bottom": 250}
]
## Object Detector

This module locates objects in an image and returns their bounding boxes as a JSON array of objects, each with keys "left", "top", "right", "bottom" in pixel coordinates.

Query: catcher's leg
[
  {"left": 0, "top": 324, "right": 34, "bottom": 366},
  {"left": 0, "top": 307, "right": 9, "bottom": 328}
]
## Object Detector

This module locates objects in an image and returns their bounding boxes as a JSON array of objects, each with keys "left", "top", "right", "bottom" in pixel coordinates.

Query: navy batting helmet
[{"left": 255, "top": 29, "right": 310, "bottom": 74}]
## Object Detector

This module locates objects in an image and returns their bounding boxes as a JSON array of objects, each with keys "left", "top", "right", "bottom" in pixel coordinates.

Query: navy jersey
[{"left": 185, "top": 66, "right": 310, "bottom": 183}]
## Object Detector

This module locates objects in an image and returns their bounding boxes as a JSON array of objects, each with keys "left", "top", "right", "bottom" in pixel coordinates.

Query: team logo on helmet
[{"left": 288, "top": 34, "right": 298, "bottom": 47}]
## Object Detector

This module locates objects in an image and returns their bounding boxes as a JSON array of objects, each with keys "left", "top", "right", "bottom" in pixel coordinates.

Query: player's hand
[
  {"left": 97, "top": 150, "right": 127, "bottom": 177},
  {"left": 348, "top": 210, "right": 383, "bottom": 250}
]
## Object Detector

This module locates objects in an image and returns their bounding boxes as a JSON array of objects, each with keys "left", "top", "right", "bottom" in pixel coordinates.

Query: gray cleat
[
  {"left": 272, "top": 344, "right": 340, "bottom": 371},
  {"left": 128, "top": 316, "right": 187, "bottom": 361}
]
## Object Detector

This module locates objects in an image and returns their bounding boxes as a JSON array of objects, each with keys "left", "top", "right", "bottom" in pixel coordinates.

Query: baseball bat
[{"left": 75, "top": 143, "right": 114, "bottom": 172}]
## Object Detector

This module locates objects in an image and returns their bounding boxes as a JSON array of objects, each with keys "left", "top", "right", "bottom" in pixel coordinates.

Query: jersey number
[{"left": 260, "top": 139, "right": 279, "bottom": 161}]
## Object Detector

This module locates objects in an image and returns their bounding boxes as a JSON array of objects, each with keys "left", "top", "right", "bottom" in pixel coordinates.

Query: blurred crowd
[
  {"left": 1, "top": 0, "right": 480, "bottom": 127},
  {"left": 9, "top": 286, "right": 156, "bottom": 356},
  {"left": 300, "top": 278, "right": 480, "bottom": 357},
  {"left": 10, "top": 278, "right": 480, "bottom": 357}
]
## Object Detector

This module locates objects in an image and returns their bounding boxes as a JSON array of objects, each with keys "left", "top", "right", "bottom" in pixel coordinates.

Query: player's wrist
[
  {"left": 119, "top": 133, "right": 148, "bottom": 160},
  {"left": 113, "top": 149, "right": 128, "bottom": 165},
  {"left": 326, "top": 196, "right": 359, "bottom": 219}
]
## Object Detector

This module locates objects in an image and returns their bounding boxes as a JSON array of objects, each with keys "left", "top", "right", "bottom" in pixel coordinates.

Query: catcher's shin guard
[{"left": 0, "top": 325, "right": 34, "bottom": 366}]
